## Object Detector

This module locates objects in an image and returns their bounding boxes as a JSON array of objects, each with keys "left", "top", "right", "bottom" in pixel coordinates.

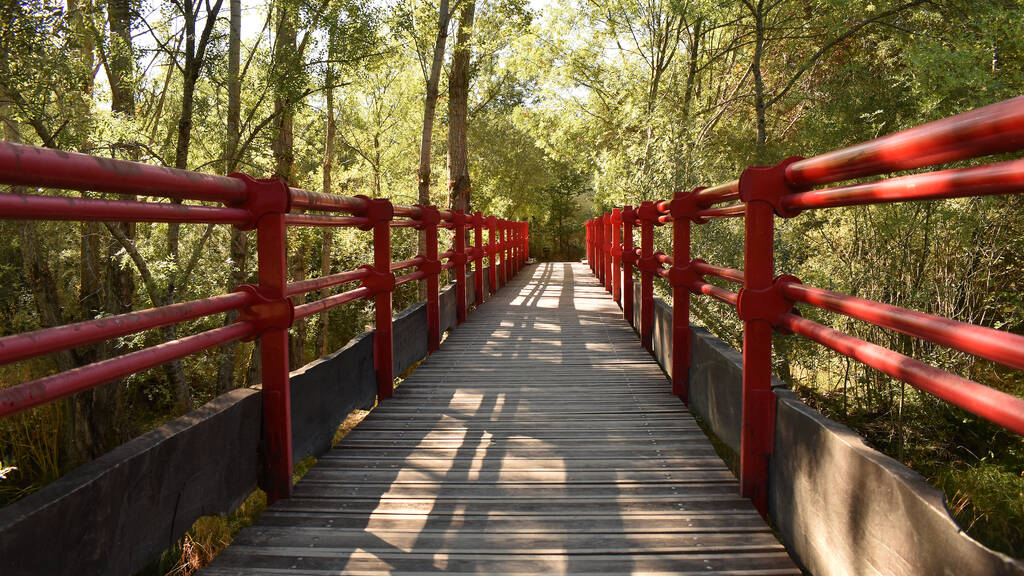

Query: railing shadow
[{"left": 223, "top": 262, "right": 738, "bottom": 572}]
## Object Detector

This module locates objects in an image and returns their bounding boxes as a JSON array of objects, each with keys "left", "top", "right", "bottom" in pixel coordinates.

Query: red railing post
[
  {"left": 668, "top": 190, "right": 704, "bottom": 401},
  {"left": 453, "top": 210, "right": 467, "bottom": 324},
  {"left": 525, "top": 222, "right": 530, "bottom": 262},
  {"left": 511, "top": 222, "right": 518, "bottom": 277},
  {"left": 597, "top": 215, "right": 605, "bottom": 286},
  {"left": 518, "top": 222, "right": 523, "bottom": 271},
  {"left": 637, "top": 202, "right": 658, "bottom": 352},
  {"left": 356, "top": 196, "right": 395, "bottom": 399},
  {"left": 735, "top": 157, "right": 801, "bottom": 517},
  {"left": 487, "top": 215, "right": 498, "bottom": 294},
  {"left": 417, "top": 205, "right": 441, "bottom": 352},
  {"left": 611, "top": 209, "right": 622, "bottom": 306},
  {"left": 502, "top": 220, "right": 510, "bottom": 285},
  {"left": 587, "top": 220, "right": 592, "bottom": 271},
  {"left": 234, "top": 174, "right": 294, "bottom": 503},
  {"left": 473, "top": 211, "right": 485, "bottom": 305},
  {"left": 586, "top": 220, "right": 592, "bottom": 271},
  {"left": 603, "top": 213, "right": 612, "bottom": 293},
  {"left": 621, "top": 207, "right": 636, "bottom": 327}
]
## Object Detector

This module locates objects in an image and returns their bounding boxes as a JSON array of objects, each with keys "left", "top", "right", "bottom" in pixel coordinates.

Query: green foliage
[{"left": 1, "top": 0, "right": 1023, "bottom": 563}]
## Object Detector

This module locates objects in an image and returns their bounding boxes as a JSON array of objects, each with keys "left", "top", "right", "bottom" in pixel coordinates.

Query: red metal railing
[
  {"left": 586, "top": 95, "right": 1024, "bottom": 517},
  {"left": 0, "top": 142, "right": 527, "bottom": 502}
]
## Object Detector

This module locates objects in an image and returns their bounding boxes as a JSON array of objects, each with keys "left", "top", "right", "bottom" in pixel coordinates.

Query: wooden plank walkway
[{"left": 203, "top": 262, "right": 799, "bottom": 575}]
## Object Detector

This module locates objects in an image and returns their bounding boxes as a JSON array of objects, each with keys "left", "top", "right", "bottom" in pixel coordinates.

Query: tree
[
  {"left": 447, "top": 0, "right": 475, "bottom": 211},
  {"left": 217, "top": 0, "right": 248, "bottom": 392}
]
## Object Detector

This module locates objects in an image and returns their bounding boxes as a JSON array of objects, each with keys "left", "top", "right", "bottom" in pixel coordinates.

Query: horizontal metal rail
[
  {"left": 586, "top": 95, "right": 1024, "bottom": 517},
  {"left": 0, "top": 141, "right": 529, "bottom": 507}
]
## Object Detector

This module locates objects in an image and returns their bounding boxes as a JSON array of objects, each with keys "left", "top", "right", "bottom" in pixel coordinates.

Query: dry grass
[{"left": 148, "top": 407, "right": 373, "bottom": 576}]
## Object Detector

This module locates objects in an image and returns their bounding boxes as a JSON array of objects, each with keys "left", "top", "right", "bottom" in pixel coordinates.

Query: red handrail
[
  {"left": 0, "top": 141, "right": 528, "bottom": 503},
  {"left": 587, "top": 95, "right": 1024, "bottom": 517}
]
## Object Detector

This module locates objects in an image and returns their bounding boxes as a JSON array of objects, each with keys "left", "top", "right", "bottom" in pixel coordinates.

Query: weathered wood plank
[{"left": 202, "top": 263, "right": 797, "bottom": 575}]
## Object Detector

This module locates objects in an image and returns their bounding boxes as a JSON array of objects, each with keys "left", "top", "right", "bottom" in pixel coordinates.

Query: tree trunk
[
  {"left": 318, "top": 63, "right": 336, "bottom": 357},
  {"left": 272, "top": 2, "right": 298, "bottom": 183},
  {"left": 165, "top": 0, "right": 222, "bottom": 412},
  {"left": 750, "top": 1, "right": 768, "bottom": 157},
  {"left": 76, "top": 0, "right": 131, "bottom": 460},
  {"left": 274, "top": 5, "right": 301, "bottom": 366},
  {"left": 447, "top": 0, "right": 476, "bottom": 212},
  {"left": 681, "top": 19, "right": 701, "bottom": 125},
  {"left": 217, "top": 227, "right": 248, "bottom": 392},
  {"left": 417, "top": 0, "right": 451, "bottom": 298},
  {"left": 217, "top": 0, "right": 246, "bottom": 392},
  {"left": 106, "top": 0, "right": 134, "bottom": 117},
  {"left": 289, "top": 244, "right": 306, "bottom": 367},
  {"left": 225, "top": 0, "right": 241, "bottom": 173}
]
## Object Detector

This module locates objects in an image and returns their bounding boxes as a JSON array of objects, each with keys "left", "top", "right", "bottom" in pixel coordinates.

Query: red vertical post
[
  {"left": 361, "top": 196, "right": 395, "bottom": 399},
  {"left": 587, "top": 220, "right": 592, "bottom": 271},
  {"left": 517, "top": 223, "right": 523, "bottom": 272},
  {"left": 604, "top": 213, "right": 613, "bottom": 293},
  {"left": 586, "top": 220, "right": 593, "bottom": 271},
  {"left": 511, "top": 223, "right": 518, "bottom": 277},
  {"left": 637, "top": 202, "right": 657, "bottom": 352},
  {"left": 611, "top": 209, "right": 622, "bottom": 306},
  {"left": 473, "top": 212, "right": 484, "bottom": 305},
  {"left": 621, "top": 207, "right": 635, "bottom": 327},
  {"left": 502, "top": 220, "right": 510, "bottom": 285},
  {"left": 668, "top": 190, "right": 697, "bottom": 401},
  {"left": 494, "top": 219, "right": 502, "bottom": 288},
  {"left": 597, "top": 215, "right": 605, "bottom": 286},
  {"left": 418, "top": 205, "right": 441, "bottom": 352},
  {"left": 507, "top": 221, "right": 513, "bottom": 279},
  {"left": 525, "top": 222, "right": 530, "bottom": 262},
  {"left": 487, "top": 216, "right": 498, "bottom": 294},
  {"left": 237, "top": 174, "right": 294, "bottom": 503},
  {"left": 736, "top": 158, "right": 800, "bottom": 518},
  {"left": 453, "top": 210, "right": 467, "bottom": 324}
]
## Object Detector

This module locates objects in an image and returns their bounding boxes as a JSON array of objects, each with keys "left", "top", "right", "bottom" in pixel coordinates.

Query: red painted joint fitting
[
  {"left": 354, "top": 195, "right": 394, "bottom": 230},
  {"left": 737, "top": 274, "right": 801, "bottom": 328},
  {"left": 450, "top": 210, "right": 467, "bottom": 227},
  {"left": 670, "top": 187, "right": 710, "bottom": 224},
  {"left": 227, "top": 173, "right": 291, "bottom": 231},
  {"left": 636, "top": 201, "right": 663, "bottom": 224},
  {"left": 621, "top": 206, "right": 637, "bottom": 226},
  {"left": 667, "top": 258, "right": 706, "bottom": 288},
  {"left": 637, "top": 252, "right": 664, "bottom": 274},
  {"left": 415, "top": 204, "right": 440, "bottom": 229},
  {"left": 234, "top": 284, "right": 294, "bottom": 342},
  {"left": 738, "top": 157, "right": 805, "bottom": 218},
  {"left": 471, "top": 211, "right": 484, "bottom": 228},
  {"left": 358, "top": 264, "right": 396, "bottom": 296},
  {"left": 417, "top": 257, "right": 442, "bottom": 275},
  {"left": 611, "top": 245, "right": 623, "bottom": 258},
  {"left": 451, "top": 251, "right": 468, "bottom": 266},
  {"left": 622, "top": 244, "right": 638, "bottom": 265}
]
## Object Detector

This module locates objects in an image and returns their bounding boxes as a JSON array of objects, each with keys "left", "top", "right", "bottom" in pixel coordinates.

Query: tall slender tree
[
  {"left": 217, "top": 0, "right": 247, "bottom": 392},
  {"left": 447, "top": 0, "right": 475, "bottom": 211}
]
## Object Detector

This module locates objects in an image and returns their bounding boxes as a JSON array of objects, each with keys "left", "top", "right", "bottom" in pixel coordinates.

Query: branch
[
  {"left": 179, "top": 223, "right": 216, "bottom": 286},
  {"left": 103, "top": 222, "right": 164, "bottom": 306},
  {"left": 766, "top": 0, "right": 924, "bottom": 109}
]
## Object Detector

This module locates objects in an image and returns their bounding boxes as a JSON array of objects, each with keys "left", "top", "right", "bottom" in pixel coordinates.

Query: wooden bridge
[
  {"left": 2, "top": 98, "right": 1024, "bottom": 576},
  {"left": 203, "top": 263, "right": 799, "bottom": 574}
]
